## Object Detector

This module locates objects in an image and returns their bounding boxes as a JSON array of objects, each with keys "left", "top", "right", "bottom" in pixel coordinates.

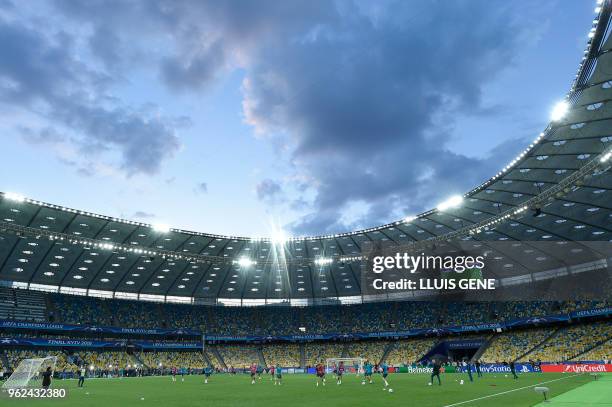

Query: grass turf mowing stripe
[
  {"left": 443, "top": 374, "right": 582, "bottom": 407},
  {"left": 534, "top": 374, "right": 612, "bottom": 406}
]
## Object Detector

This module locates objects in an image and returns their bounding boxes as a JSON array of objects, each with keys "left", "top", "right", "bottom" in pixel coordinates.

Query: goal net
[
  {"left": 326, "top": 357, "right": 364, "bottom": 376},
  {"left": 2, "top": 356, "right": 57, "bottom": 389}
]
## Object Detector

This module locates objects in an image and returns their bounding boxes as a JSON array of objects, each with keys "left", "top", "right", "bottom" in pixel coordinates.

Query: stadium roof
[{"left": 0, "top": 2, "right": 611, "bottom": 304}]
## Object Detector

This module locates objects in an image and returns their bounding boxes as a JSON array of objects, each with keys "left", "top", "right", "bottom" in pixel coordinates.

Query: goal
[
  {"left": 326, "top": 357, "right": 364, "bottom": 375},
  {"left": 2, "top": 356, "right": 57, "bottom": 389}
]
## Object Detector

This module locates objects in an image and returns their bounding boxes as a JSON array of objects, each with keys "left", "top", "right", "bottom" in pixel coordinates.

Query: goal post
[
  {"left": 2, "top": 356, "right": 57, "bottom": 389},
  {"left": 325, "top": 357, "right": 364, "bottom": 376}
]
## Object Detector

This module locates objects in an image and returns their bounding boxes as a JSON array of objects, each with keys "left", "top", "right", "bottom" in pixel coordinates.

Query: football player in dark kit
[
  {"left": 463, "top": 360, "right": 473, "bottom": 382},
  {"left": 509, "top": 361, "right": 518, "bottom": 379},
  {"left": 41, "top": 366, "right": 52, "bottom": 389},
  {"left": 475, "top": 360, "right": 482, "bottom": 377},
  {"left": 430, "top": 360, "right": 442, "bottom": 386}
]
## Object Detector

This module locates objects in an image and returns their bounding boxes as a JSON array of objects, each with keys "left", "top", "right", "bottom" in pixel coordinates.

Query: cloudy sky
[{"left": 0, "top": 0, "right": 596, "bottom": 237}]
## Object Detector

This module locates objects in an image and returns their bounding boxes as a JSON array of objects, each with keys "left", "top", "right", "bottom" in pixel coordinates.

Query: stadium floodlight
[
  {"left": 271, "top": 229, "right": 288, "bottom": 245},
  {"left": 314, "top": 257, "right": 333, "bottom": 266},
  {"left": 235, "top": 257, "right": 256, "bottom": 267},
  {"left": 4, "top": 192, "right": 25, "bottom": 202},
  {"left": 152, "top": 223, "right": 171, "bottom": 233},
  {"left": 550, "top": 101, "right": 569, "bottom": 121},
  {"left": 436, "top": 195, "right": 463, "bottom": 211},
  {"left": 404, "top": 215, "right": 416, "bottom": 223}
]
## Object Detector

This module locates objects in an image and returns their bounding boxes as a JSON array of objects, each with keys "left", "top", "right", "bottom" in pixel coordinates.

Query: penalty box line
[{"left": 443, "top": 374, "right": 582, "bottom": 407}]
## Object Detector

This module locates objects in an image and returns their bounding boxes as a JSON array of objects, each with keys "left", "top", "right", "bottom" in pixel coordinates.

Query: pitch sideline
[{"left": 443, "top": 374, "right": 583, "bottom": 407}]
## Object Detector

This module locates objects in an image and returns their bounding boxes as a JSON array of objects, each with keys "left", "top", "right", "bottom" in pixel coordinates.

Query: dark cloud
[
  {"left": 76, "top": 167, "right": 95, "bottom": 177},
  {"left": 256, "top": 179, "right": 283, "bottom": 203},
  {"left": 161, "top": 40, "right": 227, "bottom": 91},
  {"left": 19, "top": 126, "right": 66, "bottom": 144},
  {"left": 88, "top": 25, "right": 123, "bottom": 70},
  {"left": 239, "top": 1, "right": 546, "bottom": 235},
  {"left": 195, "top": 182, "right": 208, "bottom": 194},
  {"left": 0, "top": 14, "right": 181, "bottom": 176},
  {"left": 0, "top": 0, "right": 14, "bottom": 10},
  {"left": 133, "top": 211, "right": 155, "bottom": 219},
  {"left": 52, "top": 100, "right": 180, "bottom": 175},
  {"left": 53, "top": 0, "right": 337, "bottom": 91}
]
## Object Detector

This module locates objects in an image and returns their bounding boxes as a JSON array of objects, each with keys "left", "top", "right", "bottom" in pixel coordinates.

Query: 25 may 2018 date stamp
[{"left": 5, "top": 388, "right": 67, "bottom": 398}]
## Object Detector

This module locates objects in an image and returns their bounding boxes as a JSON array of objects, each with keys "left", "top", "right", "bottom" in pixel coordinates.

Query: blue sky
[{"left": 0, "top": 0, "right": 597, "bottom": 237}]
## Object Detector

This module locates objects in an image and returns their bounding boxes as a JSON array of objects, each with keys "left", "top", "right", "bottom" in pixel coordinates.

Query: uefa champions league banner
[
  {"left": 0, "top": 337, "right": 203, "bottom": 349},
  {"left": 0, "top": 320, "right": 199, "bottom": 336},
  {"left": 0, "top": 337, "right": 126, "bottom": 348},
  {"left": 570, "top": 306, "right": 612, "bottom": 318},
  {"left": 445, "top": 323, "right": 503, "bottom": 333},
  {"left": 114, "top": 327, "right": 199, "bottom": 336},
  {"left": 132, "top": 341, "right": 202, "bottom": 349},
  {"left": 204, "top": 335, "right": 261, "bottom": 342},
  {"left": 446, "top": 340, "right": 486, "bottom": 349},
  {"left": 503, "top": 314, "right": 570, "bottom": 328}
]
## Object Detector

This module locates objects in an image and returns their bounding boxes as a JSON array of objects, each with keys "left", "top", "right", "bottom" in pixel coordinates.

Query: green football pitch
[{"left": 1, "top": 373, "right": 609, "bottom": 407}]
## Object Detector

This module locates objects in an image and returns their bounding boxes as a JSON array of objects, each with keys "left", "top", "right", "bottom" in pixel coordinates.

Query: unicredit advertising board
[{"left": 541, "top": 364, "right": 612, "bottom": 373}]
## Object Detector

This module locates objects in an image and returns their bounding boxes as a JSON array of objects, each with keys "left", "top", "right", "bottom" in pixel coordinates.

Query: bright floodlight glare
[
  {"left": 437, "top": 195, "right": 463, "bottom": 211},
  {"left": 152, "top": 223, "right": 171, "bottom": 233},
  {"left": 236, "top": 257, "right": 256, "bottom": 267},
  {"left": 314, "top": 257, "right": 333, "bottom": 266},
  {"left": 271, "top": 229, "right": 287, "bottom": 245},
  {"left": 550, "top": 101, "right": 569, "bottom": 121},
  {"left": 4, "top": 192, "right": 25, "bottom": 202}
]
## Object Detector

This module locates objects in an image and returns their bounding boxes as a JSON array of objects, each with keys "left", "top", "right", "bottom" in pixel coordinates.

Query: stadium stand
[
  {"left": 138, "top": 351, "right": 205, "bottom": 370},
  {"left": 0, "top": 287, "right": 47, "bottom": 322},
  {"left": 0, "top": 287, "right": 609, "bottom": 373},
  {"left": 215, "top": 344, "right": 261, "bottom": 369},
  {"left": 13, "top": 290, "right": 601, "bottom": 334},
  {"left": 262, "top": 344, "right": 301, "bottom": 368},
  {"left": 304, "top": 343, "right": 343, "bottom": 367},
  {"left": 385, "top": 338, "right": 438, "bottom": 366},
  {"left": 574, "top": 339, "right": 610, "bottom": 363},
  {"left": 481, "top": 328, "right": 555, "bottom": 363},
  {"left": 522, "top": 321, "right": 612, "bottom": 362}
]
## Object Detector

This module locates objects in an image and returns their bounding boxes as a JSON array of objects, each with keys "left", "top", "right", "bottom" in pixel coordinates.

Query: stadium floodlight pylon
[
  {"left": 2, "top": 356, "right": 57, "bottom": 389},
  {"left": 326, "top": 357, "right": 364, "bottom": 376}
]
